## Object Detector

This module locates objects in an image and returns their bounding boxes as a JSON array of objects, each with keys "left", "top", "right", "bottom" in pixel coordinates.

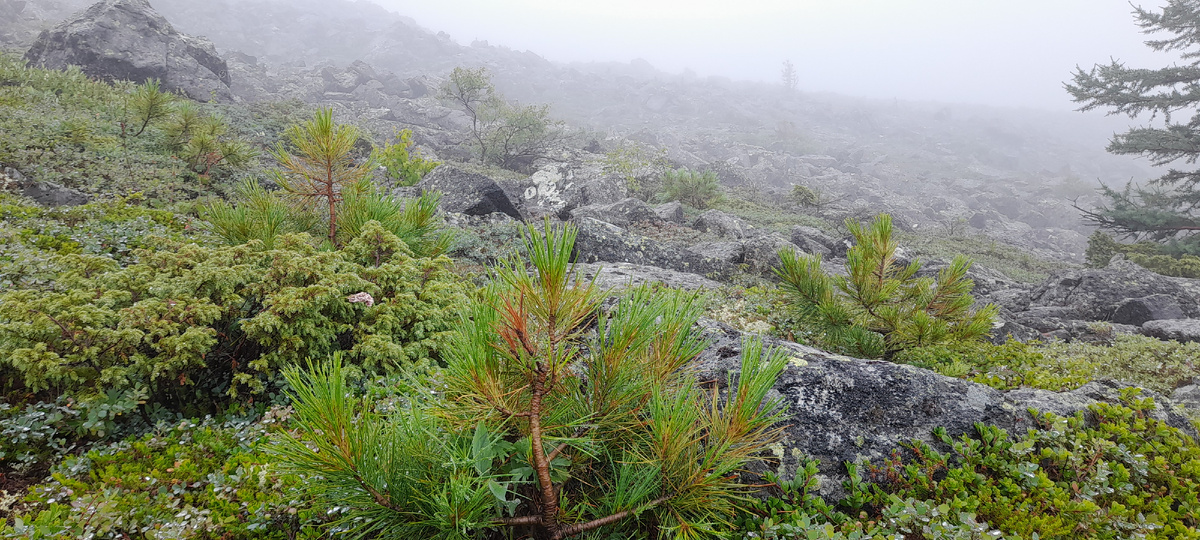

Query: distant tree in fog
[
  {"left": 1068, "top": 0, "right": 1200, "bottom": 254},
  {"left": 781, "top": 60, "right": 798, "bottom": 93}
]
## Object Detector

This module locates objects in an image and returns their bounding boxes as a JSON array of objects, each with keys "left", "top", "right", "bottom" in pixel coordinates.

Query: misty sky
[{"left": 373, "top": 0, "right": 1174, "bottom": 111}]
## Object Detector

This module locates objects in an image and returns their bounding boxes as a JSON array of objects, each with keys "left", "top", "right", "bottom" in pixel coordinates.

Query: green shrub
[
  {"left": 736, "top": 390, "right": 1200, "bottom": 539},
  {"left": 277, "top": 223, "right": 789, "bottom": 538},
  {"left": 203, "top": 179, "right": 452, "bottom": 256},
  {"left": 895, "top": 340, "right": 1096, "bottom": 392},
  {"left": 0, "top": 194, "right": 194, "bottom": 289},
  {"left": 776, "top": 214, "right": 998, "bottom": 359},
  {"left": 4, "top": 409, "right": 322, "bottom": 540},
  {"left": 0, "top": 223, "right": 469, "bottom": 406},
  {"left": 1084, "top": 231, "right": 1200, "bottom": 277},
  {"left": 790, "top": 184, "right": 818, "bottom": 207},
  {"left": 900, "top": 231, "right": 1071, "bottom": 284},
  {"left": 372, "top": 128, "right": 439, "bottom": 188},
  {"left": 1040, "top": 333, "right": 1200, "bottom": 395},
  {"left": 602, "top": 141, "right": 670, "bottom": 199},
  {"left": 660, "top": 168, "right": 723, "bottom": 209},
  {"left": 0, "top": 55, "right": 256, "bottom": 201}
]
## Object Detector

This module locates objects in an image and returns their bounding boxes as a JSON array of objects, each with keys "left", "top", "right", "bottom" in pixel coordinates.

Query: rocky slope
[
  {"left": 6, "top": 0, "right": 1154, "bottom": 263},
  {"left": 10, "top": 0, "right": 1200, "bottom": 502}
]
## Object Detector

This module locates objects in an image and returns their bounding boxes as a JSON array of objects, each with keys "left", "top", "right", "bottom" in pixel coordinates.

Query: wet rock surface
[
  {"left": 24, "top": 0, "right": 233, "bottom": 101},
  {"left": 693, "top": 320, "right": 1197, "bottom": 501}
]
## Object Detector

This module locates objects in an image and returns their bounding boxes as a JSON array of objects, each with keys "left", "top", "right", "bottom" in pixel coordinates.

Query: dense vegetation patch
[{"left": 736, "top": 390, "right": 1200, "bottom": 540}]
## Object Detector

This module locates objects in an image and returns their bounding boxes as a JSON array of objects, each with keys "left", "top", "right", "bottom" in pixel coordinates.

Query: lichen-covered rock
[
  {"left": 418, "top": 165, "right": 522, "bottom": 219},
  {"left": 741, "top": 233, "right": 800, "bottom": 274},
  {"left": 692, "top": 319, "right": 1195, "bottom": 501},
  {"left": 572, "top": 217, "right": 730, "bottom": 279},
  {"left": 1026, "top": 259, "right": 1200, "bottom": 321},
  {"left": 687, "top": 241, "right": 743, "bottom": 265},
  {"left": 574, "top": 262, "right": 723, "bottom": 291},
  {"left": 692, "top": 209, "right": 750, "bottom": 239},
  {"left": 789, "top": 225, "right": 838, "bottom": 258},
  {"left": 2, "top": 165, "right": 89, "bottom": 206},
  {"left": 569, "top": 197, "right": 660, "bottom": 227},
  {"left": 24, "top": 0, "right": 233, "bottom": 101},
  {"left": 652, "top": 201, "right": 685, "bottom": 223}
]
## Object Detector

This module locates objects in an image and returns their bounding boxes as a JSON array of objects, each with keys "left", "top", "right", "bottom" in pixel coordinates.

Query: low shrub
[
  {"left": 4, "top": 408, "right": 322, "bottom": 540},
  {"left": 660, "top": 167, "right": 723, "bottom": 209},
  {"left": 0, "top": 223, "right": 469, "bottom": 409},
  {"left": 1040, "top": 333, "right": 1200, "bottom": 395},
  {"left": 895, "top": 340, "right": 1096, "bottom": 392},
  {"left": 736, "top": 390, "right": 1200, "bottom": 539}
]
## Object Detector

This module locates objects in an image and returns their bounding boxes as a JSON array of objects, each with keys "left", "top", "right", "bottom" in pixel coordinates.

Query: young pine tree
[
  {"left": 775, "top": 214, "right": 998, "bottom": 359},
  {"left": 272, "top": 107, "right": 373, "bottom": 246},
  {"left": 276, "top": 222, "right": 789, "bottom": 539}
]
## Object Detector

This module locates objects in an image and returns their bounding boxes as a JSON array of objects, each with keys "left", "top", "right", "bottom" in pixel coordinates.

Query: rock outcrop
[
  {"left": 1, "top": 165, "right": 89, "bottom": 206},
  {"left": 418, "top": 165, "right": 523, "bottom": 220},
  {"left": 1026, "top": 259, "right": 1200, "bottom": 321},
  {"left": 24, "top": 0, "right": 232, "bottom": 102},
  {"left": 572, "top": 217, "right": 731, "bottom": 278},
  {"left": 693, "top": 320, "right": 1197, "bottom": 501}
]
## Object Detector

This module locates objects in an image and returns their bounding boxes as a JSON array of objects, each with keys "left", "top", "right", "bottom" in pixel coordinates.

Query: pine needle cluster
[
  {"left": 775, "top": 214, "right": 998, "bottom": 359},
  {"left": 277, "top": 222, "right": 789, "bottom": 539}
]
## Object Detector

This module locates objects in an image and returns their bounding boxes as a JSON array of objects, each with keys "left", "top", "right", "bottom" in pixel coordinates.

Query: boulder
[
  {"left": 2, "top": 166, "right": 89, "bottom": 206},
  {"left": 789, "top": 225, "right": 837, "bottom": 258},
  {"left": 652, "top": 201, "right": 685, "bottom": 223},
  {"left": 573, "top": 218, "right": 730, "bottom": 279},
  {"left": 687, "top": 242, "right": 743, "bottom": 265},
  {"left": 418, "top": 165, "right": 522, "bottom": 220},
  {"left": 509, "top": 162, "right": 628, "bottom": 219},
  {"left": 1026, "top": 259, "right": 1200, "bottom": 322},
  {"left": 574, "top": 262, "right": 723, "bottom": 291},
  {"left": 24, "top": 0, "right": 233, "bottom": 102},
  {"left": 1172, "top": 377, "right": 1200, "bottom": 411},
  {"left": 1140, "top": 319, "right": 1200, "bottom": 344},
  {"left": 692, "top": 319, "right": 1196, "bottom": 501},
  {"left": 741, "top": 233, "right": 801, "bottom": 274},
  {"left": 569, "top": 197, "right": 660, "bottom": 227},
  {"left": 1111, "top": 294, "right": 1187, "bottom": 326},
  {"left": 692, "top": 209, "right": 750, "bottom": 239}
]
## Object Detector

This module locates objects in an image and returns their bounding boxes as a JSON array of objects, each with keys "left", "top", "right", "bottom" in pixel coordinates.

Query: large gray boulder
[
  {"left": 693, "top": 320, "right": 1195, "bottom": 501},
  {"left": 1026, "top": 259, "right": 1200, "bottom": 321},
  {"left": 418, "top": 165, "right": 522, "bottom": 220},
  {"left": 1111, "top": 294, "right": 1187, "bottom": 326},
  {"left": 1141, "top": 319, "right": 1200, "bottom": 344},
  {"left": 24, "top": 0, "right": 233, "bottom": 102},
  {"left": 569, "top": 197, "right": 660, "bottom": 227},
  {"left": 692, "top": 209, "right": 750, "bottom": 239},
  {"left": 572, "top": 218, "right": 730, "bottom": 279},
  {"left": 789, "top": 225, "right": 839, "bottom": 258}
]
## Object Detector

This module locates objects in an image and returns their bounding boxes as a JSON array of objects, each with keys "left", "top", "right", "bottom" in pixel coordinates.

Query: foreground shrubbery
[
  {"left": 0, "top": 223, "right": 467, "bottom": 410},
  {"left": 277, "top": 223, "right": 789, "bottom": 538},
  {"left": 5, "top": 408, "right": 322, "bottom": 540},
  {"left": 737, "top": 390, "right": 1200, "bottom": 539}
]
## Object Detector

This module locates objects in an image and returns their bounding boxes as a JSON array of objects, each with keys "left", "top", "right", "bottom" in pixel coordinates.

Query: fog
[{"left": 373, "top": 0, "right": 1173, "bottom": 111}]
